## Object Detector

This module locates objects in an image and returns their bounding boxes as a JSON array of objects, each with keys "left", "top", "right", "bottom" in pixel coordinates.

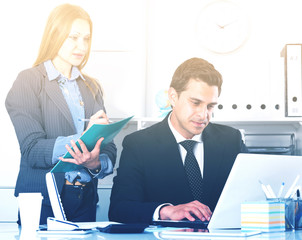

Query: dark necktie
[{"left": 180, "top": 140, "right": 203, "bottom": 203}]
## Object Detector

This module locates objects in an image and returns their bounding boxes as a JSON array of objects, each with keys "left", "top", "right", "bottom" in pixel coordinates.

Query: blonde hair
[
  {"left": 34, "top": 3, "right": 92, "bottom": 70},
  {"left": 34, "top": 4, "right": 101, "bottom": 97}
]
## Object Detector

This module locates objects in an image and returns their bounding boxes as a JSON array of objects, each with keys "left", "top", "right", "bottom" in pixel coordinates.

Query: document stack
[{"left": 241, "top": 201, "right": 285, "bottom": 232}]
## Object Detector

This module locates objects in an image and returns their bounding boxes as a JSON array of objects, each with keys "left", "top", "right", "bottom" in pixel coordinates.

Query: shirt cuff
[
  {"left": 52, "top": 133, "right": 82, "bottom": 164},
  {"left": 87, "top": 153, "right": 113, "bottom": 179},
  {"left": 153, "top": 203, "right": 173, "bottom": 220}
]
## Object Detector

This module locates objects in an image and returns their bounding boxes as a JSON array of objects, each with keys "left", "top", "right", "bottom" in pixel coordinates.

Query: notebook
[{"left": 154, "top": 153, "right": 302, "bottom": 230}]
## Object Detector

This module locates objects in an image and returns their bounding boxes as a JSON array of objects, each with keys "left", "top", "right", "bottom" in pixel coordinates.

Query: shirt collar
[
  {"left": 44, "top": 60, "right": 86, "bottom": 82},
  {"left": 168, "top": 113, "right": 202, "bottom": 143}
]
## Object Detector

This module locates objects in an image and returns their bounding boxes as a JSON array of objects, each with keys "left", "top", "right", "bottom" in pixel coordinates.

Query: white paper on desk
[
  {"left": 37, "top": 221, "right": 121, "bottom": 236},
  {"left": 159, "top": 229, "right": 261, "bottom": 238},
  {"left": 76, "top": 221, "right": 120, "bottom": 229}
]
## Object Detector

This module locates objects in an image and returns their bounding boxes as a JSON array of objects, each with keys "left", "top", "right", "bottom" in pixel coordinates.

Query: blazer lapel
[
  {"left": 203, "top": 124, "right": 225, "bottom": 181},
  {"left": 202, "top": 123, "right": 226, "bottom": 205},
  {"left": 155, "top": 116, "right": 193, "bottom": 201},
  {"left": 39, "top": 65, "right": 75, "bottom": 132}
]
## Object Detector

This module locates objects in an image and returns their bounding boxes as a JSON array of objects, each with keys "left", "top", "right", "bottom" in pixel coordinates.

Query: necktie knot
[{"left": 180, "top": 140, "right": 197, "bottom": 153}]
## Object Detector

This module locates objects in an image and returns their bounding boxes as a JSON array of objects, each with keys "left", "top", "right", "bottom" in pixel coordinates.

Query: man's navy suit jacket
[{"left": 109, "top": 115, "right": 247, "bottom": 223}]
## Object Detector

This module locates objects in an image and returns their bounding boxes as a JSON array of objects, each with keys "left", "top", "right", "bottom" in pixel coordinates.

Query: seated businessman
[{"left": 109, "top": 57, "right": 247, "bottom": 224}]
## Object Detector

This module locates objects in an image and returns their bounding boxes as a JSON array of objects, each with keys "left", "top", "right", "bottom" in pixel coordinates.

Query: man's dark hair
[{"left": 170, "top": 57, "right": 223, "bottom": 95}]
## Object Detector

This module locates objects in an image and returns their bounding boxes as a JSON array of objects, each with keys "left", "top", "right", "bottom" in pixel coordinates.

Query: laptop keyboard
[{"left": 152, "top": 219, "right": 209, "bottom": 229}]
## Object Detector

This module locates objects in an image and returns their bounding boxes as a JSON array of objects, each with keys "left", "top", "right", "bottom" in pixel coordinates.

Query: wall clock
[{"left": 196, "top": 0, "right": 250, "bottom": 54}]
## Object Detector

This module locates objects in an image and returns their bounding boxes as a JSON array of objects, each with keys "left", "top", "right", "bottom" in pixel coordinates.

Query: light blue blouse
[{"left": 44, "top": 60, "right": 113, "bottom": 183}]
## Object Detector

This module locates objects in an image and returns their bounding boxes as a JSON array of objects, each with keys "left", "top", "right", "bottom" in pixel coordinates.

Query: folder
[
  {"left": 51, "top": 116, "right": 133, "bottom": 173},
  {"left": 282, "top": 44, "right": 302, "bottom": 117}
]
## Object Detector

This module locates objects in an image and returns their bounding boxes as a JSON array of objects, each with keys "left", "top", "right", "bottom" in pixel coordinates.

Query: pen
[
  {"left": 285, "top": 174, "right": 300, "bottom": 198},
  {"left": 266, "top": 184, "right": 277, "bottom": 198},
  {"left": 78, "top": 118, "right": 113, "bottom": 123},
  {"left": 78, "top": 118, "right": 90, "bottom": 122},
  {"left": 259, "top": 180, "right": 271, "bottom": 199},
  {"left": 277, "top": 182, "right": 285, "bottom": 198}
]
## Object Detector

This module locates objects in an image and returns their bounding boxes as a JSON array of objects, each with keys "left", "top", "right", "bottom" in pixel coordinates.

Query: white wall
[
  {"left": 0, "top": 0, "right": 147, "bottom": 187},
  {"left": 1, "top": 0, "right": 302, "bottom": 197},
  {"left": 146, "top": 0, "right": 302, "bottom": 119},
  {"left": 1, "top": 0, "right": 56, "bottom": 187}
]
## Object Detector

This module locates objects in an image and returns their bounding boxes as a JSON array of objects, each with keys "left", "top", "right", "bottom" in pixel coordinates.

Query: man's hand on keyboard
[{"left": 159, "top": 200, "right": 212, "bottom": 221}]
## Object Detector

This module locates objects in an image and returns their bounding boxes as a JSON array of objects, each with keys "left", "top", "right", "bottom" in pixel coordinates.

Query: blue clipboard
[{"left": 51, "top": 116, "right": 133, "bottom": 173}]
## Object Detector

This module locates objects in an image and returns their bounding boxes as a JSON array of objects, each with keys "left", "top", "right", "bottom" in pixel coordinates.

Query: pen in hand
[
  {"left": 78, "top": 118, "right": 113, "bottom": 123},
  {"left": 78, "top": 118, "right": 90, "bottom": 122}
]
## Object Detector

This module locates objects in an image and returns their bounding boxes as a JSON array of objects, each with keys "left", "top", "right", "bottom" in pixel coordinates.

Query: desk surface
[{"left": 1, "top": 222, "right": 302, "bottom": 240}]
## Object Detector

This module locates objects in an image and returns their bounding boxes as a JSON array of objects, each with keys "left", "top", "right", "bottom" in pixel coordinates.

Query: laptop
[
  {"left": 153, "top": 153, "right": 302, "bottom": 230},
  {"left": 45, "top": 172, "right": 67, "bottom": 221}
]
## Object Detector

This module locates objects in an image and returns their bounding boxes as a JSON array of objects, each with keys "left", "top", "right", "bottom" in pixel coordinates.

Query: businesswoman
[{"left": 5, "top": 4, "right": 116, "bottom": 224}]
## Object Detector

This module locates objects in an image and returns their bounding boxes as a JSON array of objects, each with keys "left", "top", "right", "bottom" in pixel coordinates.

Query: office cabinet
[{"left": 244, "top": 133, "right": 296, "bottom": 155}]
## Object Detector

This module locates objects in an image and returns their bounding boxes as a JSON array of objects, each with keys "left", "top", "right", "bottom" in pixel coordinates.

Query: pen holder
[
  {"left": 267, "top": 198, "right": 295, "bottom": 230},
  {"left": 295, "top": 199, "right": 302, "bottom": 229},
  {"left": 241, "top": 201, "right": 286, "bottom": 232}
]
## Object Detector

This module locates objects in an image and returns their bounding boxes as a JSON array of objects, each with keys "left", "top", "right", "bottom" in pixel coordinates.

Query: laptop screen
[{"left": 208, "top": 153, "right": 302, "bottom": 229}]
